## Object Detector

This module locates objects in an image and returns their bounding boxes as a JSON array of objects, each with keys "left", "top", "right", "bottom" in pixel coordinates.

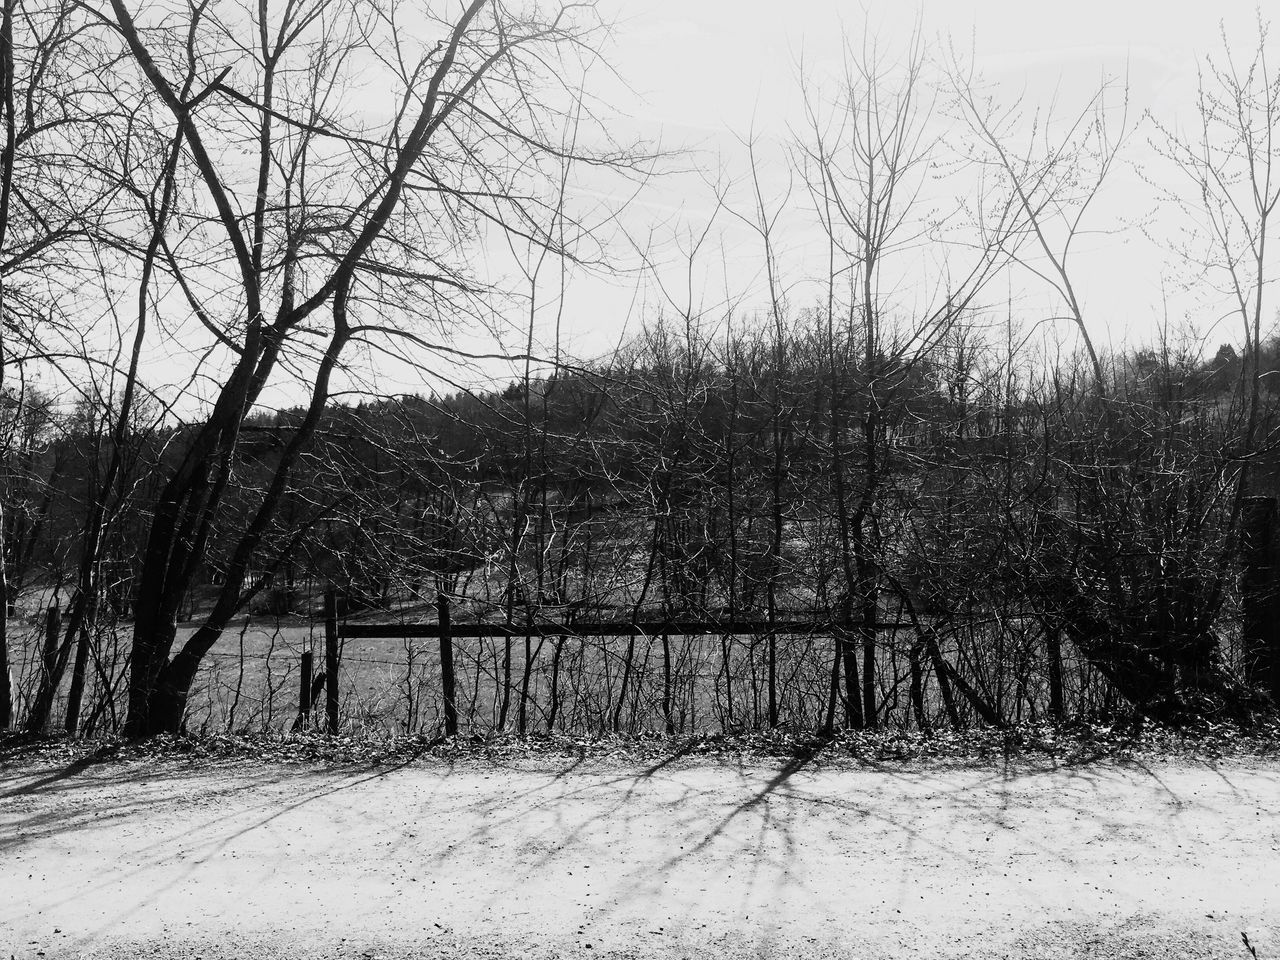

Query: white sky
[
  {"left": 604, "top": 0, "right": 1229, "bottom": 131},
  {"left": 469, "top": 0, "right": 1277, "bottom": 387},
  {"left": 42, "top": 1, "right": 1274, "bottom": 414}
]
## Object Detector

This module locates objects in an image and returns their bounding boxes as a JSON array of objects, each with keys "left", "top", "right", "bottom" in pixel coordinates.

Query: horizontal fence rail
[
  {"left": 312, "top": 588, "right": 922, "bottom": 737},
  {"left": 337, "top": 619, "right": 916, "bottom": 640}
]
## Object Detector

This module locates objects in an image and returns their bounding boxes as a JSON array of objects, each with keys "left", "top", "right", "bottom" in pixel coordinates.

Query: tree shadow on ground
[{"left": 4, "top": 733, "right": 1277, "bottom": 958}]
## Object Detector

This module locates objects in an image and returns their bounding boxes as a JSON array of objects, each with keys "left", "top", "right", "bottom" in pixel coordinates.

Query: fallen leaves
[{"left": 2, "top": 715, "right": 1278, "bottom": 772}]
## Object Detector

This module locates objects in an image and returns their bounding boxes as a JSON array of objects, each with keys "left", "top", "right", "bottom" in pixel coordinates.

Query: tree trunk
[
  {"left": 25, "top": 603, "right": 64, "bottom": 733},
  {"left": 64, "top": 622, "right": 91, "bottom": 734},
  {"left": 0, "top": 527, "right": 9, "bottom": 730},
  {"left": 1241, "top": 496, "right": 1280, "bottom": 701},
  {"left": 546, "top": 633, "right": 565, "bottom": 733},
  {"left": 839, "top": 601, "right": 863, "bottom": 729},
  {"left": 909, "top": 639, "right": 927, "bottom": 730},
  {"left": 924, "top": 628, "right": 961, "bottom": 727}
]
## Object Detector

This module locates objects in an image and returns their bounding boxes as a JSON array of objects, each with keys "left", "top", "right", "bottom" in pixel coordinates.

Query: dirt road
[{"left": 2, "top": 753, "right": 1278, "bottom": 958}]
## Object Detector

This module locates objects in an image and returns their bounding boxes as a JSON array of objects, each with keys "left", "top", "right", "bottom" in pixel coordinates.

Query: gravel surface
[{"left": 2, "top": 750, "right": 1278, "bottom": 958}]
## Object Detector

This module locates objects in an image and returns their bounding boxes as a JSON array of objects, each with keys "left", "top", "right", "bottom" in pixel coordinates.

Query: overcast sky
[
  {"left": 458, "top": 0, "right": 1273, "bottom": 386},
  {"left": 606, "top": 0, "right": 1255, "bottom": 134},
  {"left": 151, "top": 1, "right": 1280, "bottom": 409}
]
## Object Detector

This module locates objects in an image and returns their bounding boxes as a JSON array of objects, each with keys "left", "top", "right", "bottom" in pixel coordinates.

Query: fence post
[
  {"left": 298, "top": 650, "right": 314, "bottom": 727},
  {"left": 324, "top": 588, "right": 340, "bottom": 734},
  {"left": 1045, "top": 628, "right": 1065, "bottom": 722},
  {"left": 662, "top": 632, "right": 673, "bottom": 735},
  {"left": 437, "top": 592, "right": 457, "bottom": 738}
]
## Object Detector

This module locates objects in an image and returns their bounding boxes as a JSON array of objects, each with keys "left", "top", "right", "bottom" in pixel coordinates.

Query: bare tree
[
  {"left": 1151, "top": 20, "right": 1280, "bottom": 500},
  {"left": 949, "top": 51, "right": 1132, "bottom": 396},
  {"left": 1, "top": 0, "right": 118, "bottom": 729},
  {"left": 796, "top": 28, "right": 1016, "bottom": 729},
  {"left": 87, "top": 0, "right": 634, "bottom": 736}
]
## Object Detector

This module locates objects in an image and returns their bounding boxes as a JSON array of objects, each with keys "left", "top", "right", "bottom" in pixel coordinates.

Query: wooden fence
[{"left": 312, "top": 588, "right": 912, "bottom": 736}]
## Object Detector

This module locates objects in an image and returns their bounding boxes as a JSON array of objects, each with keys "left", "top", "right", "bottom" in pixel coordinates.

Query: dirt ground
[{"left": 2, "top": 752, "right": 1278, "bottom": 959}]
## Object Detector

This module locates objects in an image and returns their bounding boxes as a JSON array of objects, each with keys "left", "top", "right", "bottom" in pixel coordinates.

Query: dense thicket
[
  {"left": 2, "top": 2, "right": 1280, "bottom": 737},
  {"left": 3, "top": 321, "right": 1278, "bottom": 735}
]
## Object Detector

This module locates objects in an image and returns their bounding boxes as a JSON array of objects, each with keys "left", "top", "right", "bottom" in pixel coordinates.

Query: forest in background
[{"left": 5, "top": 317, "right": 1280, "bottom": 737}]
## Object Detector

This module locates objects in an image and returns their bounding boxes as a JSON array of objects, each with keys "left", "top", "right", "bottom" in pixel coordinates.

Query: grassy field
[
  {"left": 6, "top": 589, "right": 1118, "bottom": 736},
  {"left": 9, "top": 608, "right": 888, "bottom": 736},
  {"left": 182, "top": 615, "right": 846, "bottom": 737}
]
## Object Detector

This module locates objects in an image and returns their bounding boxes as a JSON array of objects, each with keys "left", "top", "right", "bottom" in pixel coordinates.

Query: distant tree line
[{"left": 3, "top": 319, "right": 1279, "bottom": 734}]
